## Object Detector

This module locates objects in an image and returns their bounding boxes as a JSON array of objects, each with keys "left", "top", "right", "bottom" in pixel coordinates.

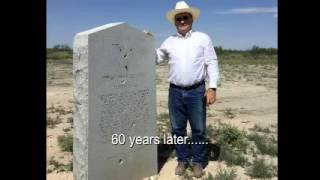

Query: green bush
[
  {"left": 219, "top": 144, "right": 248, "bottom": 167},
  {"left": 247, "top": 133, "right": 277, "bottom": 156},
  {"left": 157, "top": 112, "right": 169, "bottom": 120},
  {"left": 49, "top": 157, "right": 73, "bottom": 172},
  {"left": 206, "top": 124, "right": 250, "bottom": 167},
  {"left": 252, "top": 125, "right": 271, "bottom": 133},
  {"left": 216, "top": 124, "right": 248, "bottom": 152},
  {"left": 213, "top": 168, "right": 237, "bottom": 180},
  {"left": 57, "top": 134, "right": 73, "bottom": 152},
  {"left": 247, "top": 158, "right": 276, "bottom": 178},
  {"left": 223, "top": 108, "right": 235, "bottom": 119},
  {"left": 206, "top": 124, "right": 215, "bottom": 140},
  {"left": 47, "top": 115, "right": 62, "bottom": 129}
]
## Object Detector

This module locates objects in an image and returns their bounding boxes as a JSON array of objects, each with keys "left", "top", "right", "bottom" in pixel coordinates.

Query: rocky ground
[{"left": 47, "top": 58, "right": 278, "bottom": 180}]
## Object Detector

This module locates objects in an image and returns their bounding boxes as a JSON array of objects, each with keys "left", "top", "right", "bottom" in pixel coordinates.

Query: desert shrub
[
  {"left": 219, "top": 144, "right": 248, "bottom": 167},
  {"left": 223, "top": 108, "right": 235, "bottom": 119},
  {"left": 246, "top": 158, "right": 276, "bottom": 178},
  {"left": 47, "top": 115, "right": 62, "bottom": 128},
  {"left": 67, "top": 117, "right": 73, "bottom": 123},
  {"left": 207, "top": 124, "right": 249, "bottom": 167},
  {"left": 251, "top": 124, "right": 271, "bottom": 133},
  {"left": 49, "top": 157, "right": 73, "bottom": 172},
  {"left": 247, "top": 133, "right": 277, "bottom": 156},
  {"left": 157, "top": 112, "right": 169, "bottom": 120},
  {"left": 212, "top": 168, "right": 237, "bottom": 180},
  {"left": 57, "top": 134, "right": 73, "bottom": 152},
  {"left": 216, "top": 124, "right": 248, "bottom": 152}
]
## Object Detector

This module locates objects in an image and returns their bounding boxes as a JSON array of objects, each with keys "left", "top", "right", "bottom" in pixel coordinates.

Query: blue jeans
[{"left": 168, "top": 83, "right": 207, "bottom": 166}]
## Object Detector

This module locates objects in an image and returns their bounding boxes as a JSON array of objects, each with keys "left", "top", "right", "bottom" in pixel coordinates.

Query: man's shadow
[
  {"left": 157, "top": 139, "right": 220, "bottom": 172},
  {"left": 204, "top": 143, "right": 220, "bottom": 169},
  {"left": 157, "top": 143, "right": 175, "bottom": 173}
]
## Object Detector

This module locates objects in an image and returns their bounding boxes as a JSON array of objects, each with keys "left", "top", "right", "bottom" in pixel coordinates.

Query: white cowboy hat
[{"left": 166, "top": 1, "right": 200, "bottom": 24}]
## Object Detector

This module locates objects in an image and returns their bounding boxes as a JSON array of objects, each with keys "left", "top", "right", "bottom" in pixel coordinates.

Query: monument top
[{"left": 76, "top": 22, "right": 124, "bottom": 36}]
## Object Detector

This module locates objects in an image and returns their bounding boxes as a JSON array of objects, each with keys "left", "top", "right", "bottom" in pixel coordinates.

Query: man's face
[{"left": 174, "top": 12, "right": 193, "bottom": 35}]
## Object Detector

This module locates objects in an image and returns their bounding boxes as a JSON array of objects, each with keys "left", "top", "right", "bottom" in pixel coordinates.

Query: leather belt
[{"left": 170, "top": 80, "right": 205, "bottom": 90}]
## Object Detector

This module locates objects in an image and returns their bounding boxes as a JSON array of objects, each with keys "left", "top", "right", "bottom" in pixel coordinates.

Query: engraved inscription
[{"left": 98, "top": 89, "right": 151, "bottom": 143}]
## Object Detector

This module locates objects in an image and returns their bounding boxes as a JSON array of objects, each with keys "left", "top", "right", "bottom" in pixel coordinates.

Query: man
[{"left": 150, "top": 1, "right": 219, "bottom": 178}]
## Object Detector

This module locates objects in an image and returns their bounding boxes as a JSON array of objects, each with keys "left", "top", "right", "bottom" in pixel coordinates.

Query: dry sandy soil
[{"left": 47, "top": 59, "right": 277, "bottom": 180}]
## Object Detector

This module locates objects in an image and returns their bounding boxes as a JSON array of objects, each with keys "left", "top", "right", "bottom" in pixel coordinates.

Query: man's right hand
[{"left": 143, "top": 30, "right": 153, "bottom": 37}]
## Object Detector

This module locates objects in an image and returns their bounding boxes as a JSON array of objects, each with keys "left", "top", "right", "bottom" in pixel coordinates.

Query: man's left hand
[{"left": 204, "top": 89, "right": 216, "bottom": 106}]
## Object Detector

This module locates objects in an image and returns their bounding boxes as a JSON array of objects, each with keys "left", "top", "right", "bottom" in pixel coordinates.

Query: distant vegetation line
[
  {"left": 47, "top": 44, "right": 278, "bottom": 63},
  {"left": 47, "top": 44, "right": 73, "bottom": 60}
]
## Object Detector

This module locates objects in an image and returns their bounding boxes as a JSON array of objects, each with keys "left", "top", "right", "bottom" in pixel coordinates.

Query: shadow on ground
[
  {"left": 157, "top": 143, "right": 175, "bottom": 173},
  {"left": 157, "top": 142, "right": 220, "bottom": 172}
]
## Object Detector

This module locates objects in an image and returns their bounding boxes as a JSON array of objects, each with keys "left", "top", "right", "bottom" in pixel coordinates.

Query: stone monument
[{"left": 73, "top": 22, "right": 157, "bottom": 180}]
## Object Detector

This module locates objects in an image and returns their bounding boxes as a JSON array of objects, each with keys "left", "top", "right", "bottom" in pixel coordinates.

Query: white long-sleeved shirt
[{"left": 156, "top": 30, "right": 219, "bottom": 88}]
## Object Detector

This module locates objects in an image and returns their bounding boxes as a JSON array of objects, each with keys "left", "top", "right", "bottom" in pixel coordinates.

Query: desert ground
[{"left": 47, "top": 57, "right": 277, "bottom": 180}]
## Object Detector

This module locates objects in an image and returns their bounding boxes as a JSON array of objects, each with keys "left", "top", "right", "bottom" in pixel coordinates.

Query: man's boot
[
  {"left": 193, "top": 163, "right": 204, "bottom": 178},
  {"left": 175, "top": 162, "right": 187, "bottom": 175}
]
